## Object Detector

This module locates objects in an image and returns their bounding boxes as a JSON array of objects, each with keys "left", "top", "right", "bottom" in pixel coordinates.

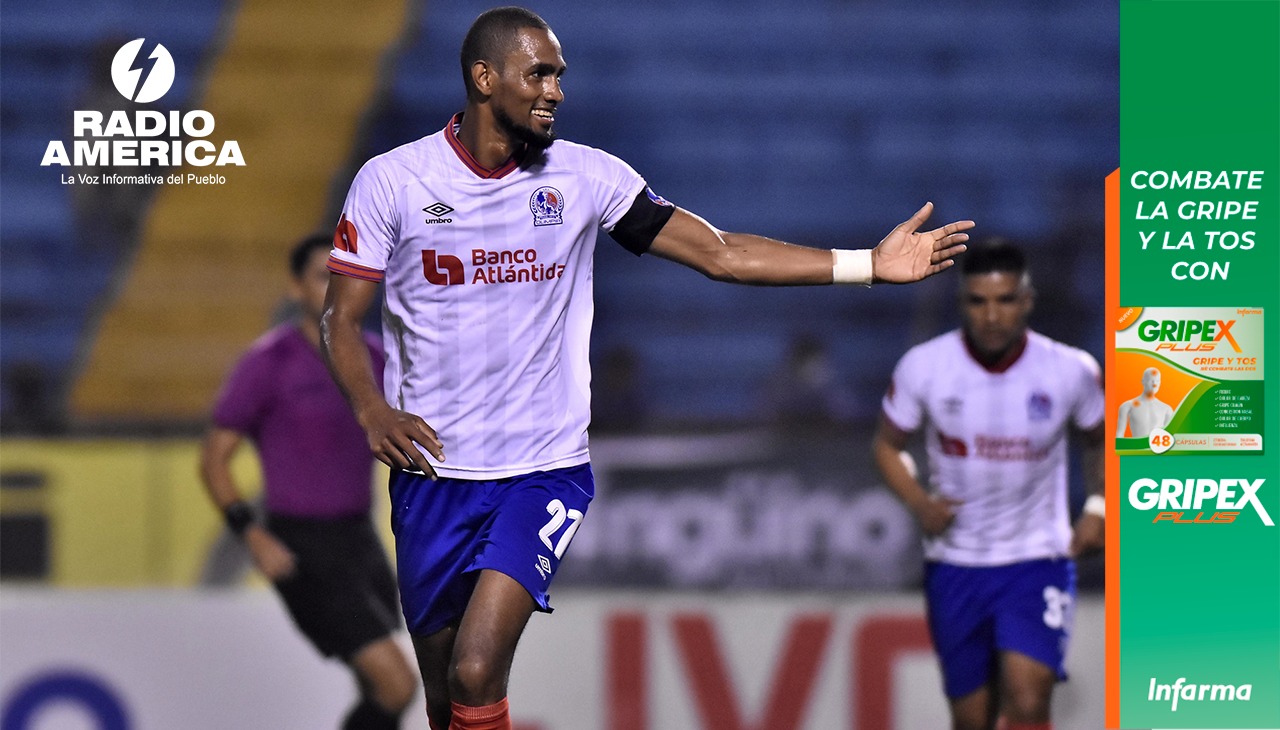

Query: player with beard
[{"left": 321, "top": 7, "right": 975, "bottom": 729}]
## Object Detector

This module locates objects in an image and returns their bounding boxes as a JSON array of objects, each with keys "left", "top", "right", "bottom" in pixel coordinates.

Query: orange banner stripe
[{"left": 1104, "top": 168, "right": 1121, "bottom": 728}]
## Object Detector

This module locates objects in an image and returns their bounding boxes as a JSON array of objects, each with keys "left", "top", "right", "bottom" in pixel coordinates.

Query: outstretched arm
[
  {"left": 321, "top": 273, "right": 444, "bottom": 476},
  {"left": 647, "top": 202, "right": 973, "bottom": 286}
]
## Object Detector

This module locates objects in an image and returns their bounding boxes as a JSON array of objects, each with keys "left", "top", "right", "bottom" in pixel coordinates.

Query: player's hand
[
  {"left": 357, "top": 403, "right": 445, "bottom": 478},
  {"left": 1069, "top": 513, "right": 1105, "bottom": 556},
  {"left": 913, "top": 494, "right": 960, "bottom": 536},
  {"left": 871, "top": 202, "right": 974, "bottom": 283},
  {"left": 244, "top": 525, "right": 297, "bottom": 581}
]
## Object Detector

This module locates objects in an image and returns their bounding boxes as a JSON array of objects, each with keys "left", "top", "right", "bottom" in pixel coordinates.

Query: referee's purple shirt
[{"left": 212, "top": 324, "right": 385, "bottom": 518}]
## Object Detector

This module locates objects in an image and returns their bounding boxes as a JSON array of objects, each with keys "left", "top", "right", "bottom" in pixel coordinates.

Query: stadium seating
[{"left": 0, "top": 0, "right": 228, "bottom": 421}]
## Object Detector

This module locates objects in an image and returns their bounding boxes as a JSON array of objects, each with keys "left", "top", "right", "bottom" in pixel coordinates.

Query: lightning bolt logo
[
  {"left": 125, "top": 43, "right": 161, "bottom": 102},
  {"left": 110, "top": 39, "right": 176, "bottom": 104}
]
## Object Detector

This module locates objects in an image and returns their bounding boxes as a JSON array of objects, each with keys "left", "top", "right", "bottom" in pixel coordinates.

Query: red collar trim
[
  {"left": 964, "top": 331, "right": 1028, "bottom": 374},
  {"left": 444, "top": 113, "right": 521, "bottom": 179}
]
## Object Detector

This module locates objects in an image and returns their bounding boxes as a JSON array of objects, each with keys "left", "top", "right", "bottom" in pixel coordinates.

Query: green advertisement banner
[{"left": 1116, "top": 1, "right": 1280, "bottom": 728}]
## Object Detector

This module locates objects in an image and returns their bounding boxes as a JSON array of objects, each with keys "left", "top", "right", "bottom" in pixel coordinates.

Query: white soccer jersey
[
  {"left": 329, "top": 114, "right": 649, "bottom": 479},
  {"left": 881, "top": 330, "right": 1104, "bottom": 566}
]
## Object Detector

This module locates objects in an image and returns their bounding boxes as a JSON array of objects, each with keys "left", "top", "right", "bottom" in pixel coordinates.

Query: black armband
[
  {"left": 608, "top": 187, "right": 676, "bottom": 255},
  {"left": 223, "top": 501, "right": 256, "bottom": 536}
]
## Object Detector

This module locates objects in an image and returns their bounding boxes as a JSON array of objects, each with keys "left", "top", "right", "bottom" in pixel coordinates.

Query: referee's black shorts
[{"left": 266, "top": 513, "right": 401, "bottom": 661}]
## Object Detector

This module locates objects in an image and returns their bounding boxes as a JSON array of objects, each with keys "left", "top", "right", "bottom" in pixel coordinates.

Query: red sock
[{"left": 449, "top": 699, "right": 511, "bottom": 730}]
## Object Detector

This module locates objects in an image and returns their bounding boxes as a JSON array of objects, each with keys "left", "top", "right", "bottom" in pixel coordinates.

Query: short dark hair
[
  {"left": 289, "top": 233, "right": 332, "bottom": 278},
  {"left": 960, "top": 238, "right": 1028, "bottom": 279},
  {"left": 460, "top": 7, "right": 551, "bottom": 97}
]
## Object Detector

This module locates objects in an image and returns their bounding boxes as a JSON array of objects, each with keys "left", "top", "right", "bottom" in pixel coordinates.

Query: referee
[{"left": 200, "top": 234, "right": 417, "bottom": 729}]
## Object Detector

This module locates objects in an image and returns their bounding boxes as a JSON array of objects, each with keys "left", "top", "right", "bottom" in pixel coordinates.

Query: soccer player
[
  {"left": 872, "top": 240, "right": 1105, "bottom": 730},
  {"left": 199, "top": 234, "right": 417, "bottom": 730},
  {"left": 1116, "top": 366, "right": 1173, "bottom": 438},
  {"left": 320, "top": 7, "right": 974, "bottom": 729}
]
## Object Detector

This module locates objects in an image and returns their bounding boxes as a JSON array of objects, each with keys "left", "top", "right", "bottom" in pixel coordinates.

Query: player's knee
[
  {"left": 353, "top": 646, "right": 418, "bottom": 713},
  {"left": 448, "top": 653, "right": 507, "bottom": 703},
  {"left": 1001, "top": 685, "right": 1051, "bottom": 722},
  {"left": 370, "top": 670, "right": 417, "bottom": 713},
  {"left": 949, "top": 702, "right": 989, "bottom": 730}
]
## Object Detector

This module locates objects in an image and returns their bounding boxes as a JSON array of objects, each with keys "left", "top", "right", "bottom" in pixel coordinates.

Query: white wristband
[
  {"left": 1083, "top": 494, "right": 1106, "bottom": 519},
  {"left": 832, "top": 249, "right": 874, "bottom": 287}
]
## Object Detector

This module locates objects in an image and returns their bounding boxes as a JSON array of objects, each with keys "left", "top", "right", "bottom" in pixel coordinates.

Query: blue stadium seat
[{"left": 0, "top": 0, "right": 228, "bottom": 388}]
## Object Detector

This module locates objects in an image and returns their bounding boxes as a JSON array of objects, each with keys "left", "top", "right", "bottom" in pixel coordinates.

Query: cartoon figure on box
[{"left": 1117, "top": 366, "right": 1174, "bottom": 439}]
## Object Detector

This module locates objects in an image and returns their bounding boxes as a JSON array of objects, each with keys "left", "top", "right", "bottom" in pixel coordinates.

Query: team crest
[
  {"left": 1028, "top": 391, "right": 1053, "bottom": 421},
  {"left": 530, "top": 186, "right": 564, "bottom": 226}
]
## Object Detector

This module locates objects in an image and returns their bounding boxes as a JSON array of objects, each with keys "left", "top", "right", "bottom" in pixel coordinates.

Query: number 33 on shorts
[{"left": 1042, "top": 585, "right": 1073, "bottom": 630}]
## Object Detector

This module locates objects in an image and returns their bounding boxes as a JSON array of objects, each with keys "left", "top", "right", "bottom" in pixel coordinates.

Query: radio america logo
[
  {"left": 42, "top": 38, "right": 245, "bottom": 170},
  {"left": 112, "top": 38, "right": 175, "bottom": 103}
]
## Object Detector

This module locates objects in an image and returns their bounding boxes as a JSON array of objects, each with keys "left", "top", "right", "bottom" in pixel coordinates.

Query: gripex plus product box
[{"left": 1114, "top": 306, "right": 1264, "bottom": 455}]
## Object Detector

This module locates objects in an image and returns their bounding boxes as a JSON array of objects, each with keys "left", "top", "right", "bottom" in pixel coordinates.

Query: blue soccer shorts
[
  {"left": 388, "top": 462, "right": 595, "bottom": 636},
  {"left": 923, "top": 557, "right": 1076, "bottom": 699}
]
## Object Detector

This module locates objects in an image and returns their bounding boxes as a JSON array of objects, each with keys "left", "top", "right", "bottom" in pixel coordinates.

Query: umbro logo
[
  {"left": 423, "top": 202, "right": 455, "bottom": 224},
  {"left": 535, "top": 555, "right": 552, "bottom": 580}
]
